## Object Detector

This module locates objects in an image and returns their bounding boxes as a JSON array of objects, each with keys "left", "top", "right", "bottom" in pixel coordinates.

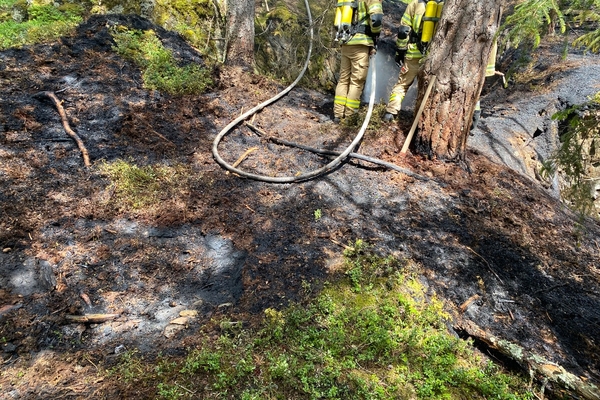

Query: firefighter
[
  {"left": 383, "top": 0, "right": 429, "bottom": 122},
  {"left": 471, "top": 39, "right": 498, "bottom": 132},
  {"left": 333, "top": 0, "right": 383, "bottom": 123}
]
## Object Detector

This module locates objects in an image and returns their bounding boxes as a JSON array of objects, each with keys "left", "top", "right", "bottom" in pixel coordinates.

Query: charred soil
[{"left": 0, "top": 14, "right": 599, "bottom": 399}]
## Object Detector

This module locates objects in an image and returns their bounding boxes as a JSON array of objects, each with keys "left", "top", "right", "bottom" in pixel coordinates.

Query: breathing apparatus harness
[
  {"left": 333, "top": 0, "right": 378, "bottom": 46},
  {"left": 397, "top": 0, "right": 443, "bottom": 59}
]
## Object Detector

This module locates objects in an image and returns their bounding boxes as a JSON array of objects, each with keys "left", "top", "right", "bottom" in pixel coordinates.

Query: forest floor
[{"left": 1, "top": 14, "right": 600, "bottom": 399}]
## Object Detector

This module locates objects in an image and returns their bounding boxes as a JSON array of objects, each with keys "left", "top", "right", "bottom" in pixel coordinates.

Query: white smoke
[{"left": 362, "top": 46, "right": 418, "bottom": 112}]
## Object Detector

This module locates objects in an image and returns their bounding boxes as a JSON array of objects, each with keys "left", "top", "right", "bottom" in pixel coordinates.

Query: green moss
[
  {"left": 110, "top": 27, "right": 213, "bottom": 95},
  {"left": 152, "top": 0, "right": 214, "bottom": 52},
  {"left": 0, "top": 1, "right": 83, "bottom": 50}
]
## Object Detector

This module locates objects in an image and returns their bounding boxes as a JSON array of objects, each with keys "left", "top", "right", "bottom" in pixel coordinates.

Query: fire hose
[{"left": 211, "top": 0, "right": 426, "bottom": 183}]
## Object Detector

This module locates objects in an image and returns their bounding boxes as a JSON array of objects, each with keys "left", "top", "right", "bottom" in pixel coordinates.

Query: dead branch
[
  {"left": 244, "top": 122, "right": 431, "bottom": 181},
  {"left": 455, "top": 320, "right": 600, "bottom": 400},
  {"left": 37, "top": 91, "right": 91, "bottom": 167},
  {"left": 226, "top": 146, "right": 259, "bottom": 175},
  {"left": 459, "top": 294, "right": 480, "bottom": 313},
  {"left": 65, "top": 313, "right": 119, "bottom": 323}
]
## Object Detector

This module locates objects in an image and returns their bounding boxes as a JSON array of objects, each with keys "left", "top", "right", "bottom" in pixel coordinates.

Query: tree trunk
[
  {"left": 225, "top": 0, "right": 255, "bottom": 67},
  {"left": 413, "top": 0, "right": 503, "bottom": 160}
]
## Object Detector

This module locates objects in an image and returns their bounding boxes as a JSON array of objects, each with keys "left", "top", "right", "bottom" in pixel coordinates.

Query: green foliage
[
  {"left": 106, "top": 349, "right": 146, "bottom": 383},
  {"left": 568, "top": 0, "right": 600, "bottom": 52},
  {"left": 501, "top": 0, "right": 600, "bottom": 53},
  {"left": 110, "top": 27, "right": 212, "bottom": 95},
  {"left": 541, "top": 93, "right": 600, "bottom": 218},
  {"left": 0, "top": 2, "right": 83, "bottom": 50},
  {"left": 573, "top": 28, "right": 600, "bottom": 52},
  {"left": 151, "top": 0, "right": 216, "bottom": 53},
  {"left": 108, "top": 242, "right": 533, "bottom": 399},
  {"left": 501, "top": 0, "right": 566, "bottom": 49}
]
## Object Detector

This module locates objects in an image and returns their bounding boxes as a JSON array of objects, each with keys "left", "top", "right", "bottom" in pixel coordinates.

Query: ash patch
[{"left": 3, "top": 220, "right": 246, "bottom": 350}]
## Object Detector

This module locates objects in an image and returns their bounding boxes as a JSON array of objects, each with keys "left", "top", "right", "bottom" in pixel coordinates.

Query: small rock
[
  {"left": 169, "top": 317, "right": 189, "bottom": 326},
  {"left": 179, "top": 309, "right": 198, "bottom": 318},
  {"left": 164, "top": 324, "right": 185, "bottom": 339},
  {"left": 192, "top": 299, "right": 204, "bottom": 307},
  {"left": 39, "top": 260, "right": 57, "bottom": 291}
]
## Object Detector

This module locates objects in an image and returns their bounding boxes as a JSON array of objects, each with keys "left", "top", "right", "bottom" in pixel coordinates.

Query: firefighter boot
[{"left": 383, "top": 112, "right": 395, "bottom": 122}]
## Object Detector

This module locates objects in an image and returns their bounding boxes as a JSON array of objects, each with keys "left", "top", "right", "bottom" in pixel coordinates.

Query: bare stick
[
  {"left": 138, "top": 118, "right": 175, "bottom": 146},
  {"left": 38, "top": 91, "right": 91, "bottom": 167},
  {"left": 231, "top": 147, "right": 258, "bottom": 169},
  {"left": 65, "top": 314, "right": 119, "bottom": 323},
  {"left": 401, "top": 75, "right": 437, "bottom": 154},
  {"left": 225, "top": 147, "right": 259, "bottom": 176}
]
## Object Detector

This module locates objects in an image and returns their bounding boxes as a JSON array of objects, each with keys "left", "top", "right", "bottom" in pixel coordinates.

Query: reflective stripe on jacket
[
  {"left": 345, "top": 0, "right": 383, "bottom": 46},
  {"left": 395, "top": 0, "right": 426, "bottom": 60}
]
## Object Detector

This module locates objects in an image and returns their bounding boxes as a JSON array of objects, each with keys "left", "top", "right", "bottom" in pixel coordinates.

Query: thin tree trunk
[{"left": 225, "top": 0, "right": 255, "bottom": 67}]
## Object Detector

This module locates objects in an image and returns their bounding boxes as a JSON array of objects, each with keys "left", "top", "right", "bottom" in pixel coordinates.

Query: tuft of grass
[
  {"left": 0, "top": 2, "right": 83, "bottom": 50},
  {"left": 110, "top": 27, "right": 213, "bottom": 95},
  {"left": 106, "top": 240, "right": 534, "bottom": 399},
  {"left": 97, "top": 158, "right": 190, "bottom": 211}
]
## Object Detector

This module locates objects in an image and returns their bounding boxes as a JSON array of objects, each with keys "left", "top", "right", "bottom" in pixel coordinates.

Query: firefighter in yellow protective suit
[
  {"left": 333, "top": 0, "right": 383, "bottom": 123},
  {"left": 383, "top": 0, "right": 428, "bottom": 122},
  {"left": 471, "top": 39, "right": 498, "bottom": 132}
]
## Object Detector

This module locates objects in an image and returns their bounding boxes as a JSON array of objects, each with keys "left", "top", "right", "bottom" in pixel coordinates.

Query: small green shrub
[{"left": 110, "top": 27, "right": 213, "bottom": 95}]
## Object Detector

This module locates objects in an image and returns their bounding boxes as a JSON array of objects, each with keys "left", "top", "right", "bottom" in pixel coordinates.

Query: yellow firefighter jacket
[{"left": 345, "top": 0, "right": 383, "bottom": 47}]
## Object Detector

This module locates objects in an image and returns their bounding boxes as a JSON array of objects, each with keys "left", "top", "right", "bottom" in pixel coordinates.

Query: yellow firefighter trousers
[
  {"left": 334, "top": 45, "right": 371, "bottom": 119},
  {"left": 385, "top": 58, "right": 421, "bottom": 115}
]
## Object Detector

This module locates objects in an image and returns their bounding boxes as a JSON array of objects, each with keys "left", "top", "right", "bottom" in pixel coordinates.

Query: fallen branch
[
  {"left": 232, "top": 146, "right": 258, "bottom": 168},
  {"left": 65, "top": 313, "right": 119, "bottom": 323},
  {"left": 35, "top": 91, "right": 91, "bottom": 167},
  {"left": 244, "top": 122, "right": 431, "bottom": 181},
  {"left": 226, "top": 146, "right": 259, "bottom": 175},
  {"left": 455, "top": 320, "right": 600, "bottom": 400},
  {"left": 330, "top": 238, "right": 354, "bottom": 251}
]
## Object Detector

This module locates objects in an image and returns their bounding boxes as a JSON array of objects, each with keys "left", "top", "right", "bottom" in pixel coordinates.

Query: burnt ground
[{"left": 1, "top": 14, "right": 600, "bottom": 399}]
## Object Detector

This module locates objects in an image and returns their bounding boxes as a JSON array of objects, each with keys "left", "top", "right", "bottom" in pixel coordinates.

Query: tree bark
[
  {"left": 413, "top": 0, "right": 503, "bottom": 160},
  {"left": 225, "top": 0, "right": 255, "bottom": 67}
]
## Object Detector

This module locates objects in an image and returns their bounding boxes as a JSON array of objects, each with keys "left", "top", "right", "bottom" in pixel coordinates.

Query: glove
[{"left": 395, "top": 50, "right": 406, "bottom": 68}]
